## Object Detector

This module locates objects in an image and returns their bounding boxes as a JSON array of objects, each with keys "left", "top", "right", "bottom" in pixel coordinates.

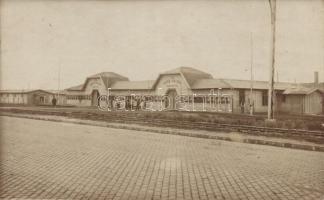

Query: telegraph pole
[
  {"left": 250, "top": 32, "right": 254, "bottom": 116},
  {"left": 57, "top": 64, "right": 61, "bottom": 105},
  {"left": 268, "top": 0, "right": 276, "bottom": 120}
]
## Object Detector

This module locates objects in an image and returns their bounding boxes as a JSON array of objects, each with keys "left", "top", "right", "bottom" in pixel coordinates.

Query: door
[
  {"left": 40, "top": 96, "right": 45, "bottom": 104},
  {"left": 166, "top": 89, "right": 177, "bottom": 110},
  {"left": 91, "top": 90, "right": 100, "bottom": 106}
]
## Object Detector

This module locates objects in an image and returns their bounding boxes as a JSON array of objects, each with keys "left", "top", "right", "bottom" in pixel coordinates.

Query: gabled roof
[
  {"left": 283, "top": 87, "right": 324, "bottom": 95},
  {"left": 153, "top": 66, "right": 213, "bottom": 89},
  {"left": 63, "top": 67, "right": 321, "bottom": 92},
  {"left": 162, "top": 67, "right": 213, "bottom": 86},
  {"left": 65, "top": 72, "right": 129, "bottom": 91},
  {"left": 88, "top": 72, "right": 129, "bottom": 89},
  {"left": 154, "top": 67, "right": 295, "bottom": 90},
  {"left": 66, "top": 84, "right": 83, "bottom": 91},
  {"left": 110, "top": 80, "right": 155, "bottom": 90},
  {"left": 89, "top": 72, "right": 128, "bottom": 79}
]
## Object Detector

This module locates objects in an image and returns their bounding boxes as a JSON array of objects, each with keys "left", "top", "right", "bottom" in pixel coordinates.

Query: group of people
[
  {"left": 240, "top": 100, "right": 254, "bottom": 114},
  {"left": 121, "top": 97, "right": 147, "bottom": 110},
  {"left": 105, "top": 96, "right": 148, "bottom": 111}
]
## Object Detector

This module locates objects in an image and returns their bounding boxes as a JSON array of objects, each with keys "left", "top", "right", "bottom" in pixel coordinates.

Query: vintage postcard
[{"left": 1, "top": 0, "right": 323, "bottom": 199}]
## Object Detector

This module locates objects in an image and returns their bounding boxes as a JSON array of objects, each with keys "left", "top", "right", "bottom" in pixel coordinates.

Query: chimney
[{"left": 314, "top": 71, "right": 319, "bottom": 86}]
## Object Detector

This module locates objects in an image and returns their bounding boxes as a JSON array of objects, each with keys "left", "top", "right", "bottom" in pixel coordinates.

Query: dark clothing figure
[
  {"left": 126, "top": 99, "right": 130, "bottom": 110},
  {"left": 240, "top": 101, "right": 245, "bottom": 114},
  {"left": 52, "top": 98, "right": 57, "bottom": 106},
  {"left": 136, "top": 99, "right": 140, "bottom": 110}
]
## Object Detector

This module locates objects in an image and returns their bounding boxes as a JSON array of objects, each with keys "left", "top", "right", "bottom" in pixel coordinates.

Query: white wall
[
  {"left": 66, "top": 78, "right": 107, "bottom": 106},
  {"left": 0, "top": 93, "right": 28, "bottom": 104},
  {"left": 154, "top": 74, "right": 191, "bottom": 95}
]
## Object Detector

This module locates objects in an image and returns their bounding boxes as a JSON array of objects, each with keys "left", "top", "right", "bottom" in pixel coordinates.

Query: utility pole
[
  {"left": 250, "top": 32, "right": 254, "bottom": 116},
  {"left": 268, "top": 0, "right": 276, "bottom": 120},
  {"left": 106, "top": 79, "right": 110, "bottom": 111},
  {"left": 57, "top": 64, "right": 61, "bottom": 105}
]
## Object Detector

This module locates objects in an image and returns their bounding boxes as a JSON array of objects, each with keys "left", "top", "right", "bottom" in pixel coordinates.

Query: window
[
  {"left": 262, "top": 90, "right": 268, "bottom": 106},
  {"left": 40, "top": 96, "right": 45, "bottom": 103},
  {"left": 221, "top": 97, "right": 230, "bottom": 104},
  {"left": 194, "top": 96, "right": 205, "bottom": 103}
]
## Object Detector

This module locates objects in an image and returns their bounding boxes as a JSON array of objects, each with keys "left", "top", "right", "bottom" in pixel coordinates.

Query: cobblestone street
[{"left": 1, "top": 116, "right": 324, "bottom": 200}]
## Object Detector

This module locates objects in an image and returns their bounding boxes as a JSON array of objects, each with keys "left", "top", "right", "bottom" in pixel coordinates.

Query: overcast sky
[{"left": 1, "top": 0, "right": 323, "bottom": 90}]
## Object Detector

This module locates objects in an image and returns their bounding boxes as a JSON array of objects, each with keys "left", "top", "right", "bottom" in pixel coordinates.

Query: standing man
[
  {"left": 52, "top": 96, "right": 57, "bottom": 106},
  {"left": 240, "top": 101, "right": 245, "bottom": 114}
]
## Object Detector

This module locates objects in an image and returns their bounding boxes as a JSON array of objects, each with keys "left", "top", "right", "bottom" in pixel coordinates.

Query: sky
[{"left": 1, "top": 0, "right": 323, "bottom": 90}]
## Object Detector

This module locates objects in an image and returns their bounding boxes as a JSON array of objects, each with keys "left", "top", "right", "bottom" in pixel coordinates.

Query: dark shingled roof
[
  {"left": 66, "top": 84, "right": 84, "bottom": 91},
  {"left": 89, "top": 72, "right": 129, "bottom": 89},
  {"left": 156, "top": 66, "right": 213, "bottom": 88},
  {"left": 89, "top": 72, "right": 129, "bottom": 80},
  {"left": 66, "top": 72, "right": 129, "bottom": 91}
]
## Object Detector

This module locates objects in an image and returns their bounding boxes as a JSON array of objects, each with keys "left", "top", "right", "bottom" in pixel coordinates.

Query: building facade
[
  {"left": 1, "top": 67, "right": 322, "bottom": 114},
  {"left": 0, "top": 90, "right": 66, "bottom": 106},
  {"left": 65, "top": 67, "right": 324, "bottom": 115}
]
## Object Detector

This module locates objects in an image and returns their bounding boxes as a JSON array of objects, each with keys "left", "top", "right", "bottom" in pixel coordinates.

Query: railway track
[{"left": 1, "top": 107, "right": 324, "bottom": 144}]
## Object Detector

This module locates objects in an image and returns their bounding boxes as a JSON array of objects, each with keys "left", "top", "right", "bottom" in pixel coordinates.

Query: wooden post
[
  {"left": 268, "top": 0, "right": 276, "bottom": 120},
  {"left": 250, "top": 32, "right": 254, "bottom": 116}
]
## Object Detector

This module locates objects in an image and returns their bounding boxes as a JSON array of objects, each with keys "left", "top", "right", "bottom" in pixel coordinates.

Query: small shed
[{"left": 282, "top": 88, "right": 323, "bottom": 115}]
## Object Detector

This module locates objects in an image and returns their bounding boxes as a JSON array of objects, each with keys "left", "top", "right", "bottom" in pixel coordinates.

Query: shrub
[
  {"left": 282, "top": 121, "right": 294, "bottom": 129},
  {"left": 265, "top": 120, "right": 277, "bottom": 128},
  {"left": 294, "top": 120, "right": 307, "bottom": 130},
  {"left": 306, "top": 122, "right": 322, "bottom": 131}
]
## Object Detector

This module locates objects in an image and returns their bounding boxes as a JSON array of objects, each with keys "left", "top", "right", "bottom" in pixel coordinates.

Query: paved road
[{"left": 1, "top": 116, "right": 323, "bottom": 200}]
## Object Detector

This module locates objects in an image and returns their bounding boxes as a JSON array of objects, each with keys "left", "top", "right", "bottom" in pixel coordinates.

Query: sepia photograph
[{"left": 0, "top": 0, "right": 323, "bottom": 199}]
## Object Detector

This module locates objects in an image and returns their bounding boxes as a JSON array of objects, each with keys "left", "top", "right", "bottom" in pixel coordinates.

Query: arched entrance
[
  {"left": 91, "top": 90, "right": 100, "bottom": 106},
  {"left": 166, "top": 89, "right": 177, "bottom": 110}
]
